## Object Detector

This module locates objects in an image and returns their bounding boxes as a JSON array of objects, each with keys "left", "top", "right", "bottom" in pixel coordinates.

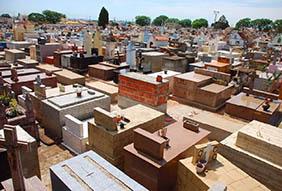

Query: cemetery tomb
[
  {"left": 225, "top": 92, "right": 281, "bottom": 125},
  {"left": 99, "top": 61, "right": 130, "bottom": 70},
  {"left": 86, "top": 81, "right": 118, "bottom": 103},
  {"left": 36, "top": 43, "right": 61, "bottom": 63},
  {"left": 69, "top": 54, "right": 103, "bottom": 74},
  {"left": 4, "top": 49, "right": 25, "bottom": 63},
  {"left": 50, "top": 151, "right": 148, "bottom": 191},
  {"left": 173, "top": 69, "right": 233, "bottom": 111},
  {"left": 61, "top": 54, "right": 72, "bottom": 68},
  {"left": 142, "top": 52, "right": 167, "bottom": 73},
  {"left": 41, "top": 88, "right": 110, "bottom": 141},
  {"left": 30, "top": 84, "right": 88, "bottom": 123},
  {"left": 123, "top": 121, "right": 210, "bottom": 191},
  {"left": 1, "top": 68, "right": 41, "bottom": 78},
  {"left": 6, "top": 41, "right": 32, "bottom": 50},
  {"left": 183, "top": 110, "right": 247, "bottom": 141},
  {"left": 62, "top": 115, "right": 92, "bottom": 154},
  {"left": 163, "top": 56, "right": 188, "bottom": 73},
  {"left": 177, "top": 153, "right": 270, "bottom": 191},
  {"left": 204, "top": 60, "right": 230, "bottom": 73},
  {"left": 36, "top": 64, "right": 63, "bottom": 74},
  {"left": 17, "top": 58, "right": 38, "bottom": 68},
  {"left": 118, "top": 72, "right": 169, "bottom": 113},
  {"left": 87, "top": 104, "right": 165, "bottom": 168},
  {"left": 53, "top": 50, "right": 73, "bottom": 67},
  {"left": 220, "top": 120, "right": 282, "bottom": 191},
  {"left": 3, "top": 73, "right": 57, "bottom": 95},
  {"left": 88, "top": 64, "right": 116, "bottom": 80},
  {"left": 54, "top": 69, "right": 85, "bottom": 85}
]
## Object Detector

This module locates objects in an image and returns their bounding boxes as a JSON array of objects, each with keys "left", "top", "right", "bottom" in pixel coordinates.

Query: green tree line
[
  {"left": 135, "top": 15, "right": 207, "bottom": 28},
  {"left": 135, "top": 14, "right": 282, "bottom": 32},
  {"left": 27, "top": 10, "right": 66, "bottom": 24}
]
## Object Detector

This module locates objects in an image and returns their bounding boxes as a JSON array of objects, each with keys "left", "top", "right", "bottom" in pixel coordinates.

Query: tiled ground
[{"left": 38, "top": 143, "right": 73, "bottom": 190}]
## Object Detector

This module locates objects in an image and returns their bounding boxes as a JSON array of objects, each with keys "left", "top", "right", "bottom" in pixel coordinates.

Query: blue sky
[{"left": 1, "top": 0, "right": 282, "bottom": 26}]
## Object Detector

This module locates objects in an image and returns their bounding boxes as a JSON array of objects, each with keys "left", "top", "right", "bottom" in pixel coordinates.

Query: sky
[{"left": 1, "top": 0, "right": 282, "bottom": 26}]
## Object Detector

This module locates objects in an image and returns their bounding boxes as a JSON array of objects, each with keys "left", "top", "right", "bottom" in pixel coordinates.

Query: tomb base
[{"left": 118, "top": 95, "right": 167, "bottom": 113}]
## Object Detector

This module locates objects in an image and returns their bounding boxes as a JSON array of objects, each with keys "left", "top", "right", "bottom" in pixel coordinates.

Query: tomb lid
[
  {"left": 200, "top": 83, "right": 231, "bottom": 93},
  {"left": 205, "top": 61, "right": 230, "bottom": 67},
  {"left": 50, "top": 151, "right": 148, "bottom": 191},
  {"left": 5, "top": 49, "right": 25, "bottom": 54},
  {"left": 175, "top": 72, "right": 212, "bottom": 82},
  {"left": 86, "top": 81, "right": 118, "bottom": 94},
  {"left": 226, "top": 93, "right": 263, "bottom": 110},
  {"left": 17, "top": 58, "right": 39, "bottom": 64},
  {"left": 89, "top": 64, "right": 115, "bottom": 70},
  {"left": 47, "top": 90, "right": 105, "bottom": 108},
  {"left": 142, "top": 51, "right": 166, "bottom": 56},
  {"left": 2, "top": 68, "right": 41, "bottom": 78},
  {"left": 121, "top": 72, "right": 169, "bottom": 85},
  {"left": 163, "top": 56, "right": 186, "bottom": 61},
  {"left": 54, "top": 69, "right": 84, "bottom": 80},
  {"left": 36, "top": 64, "right": 62, "bottom": 73}
]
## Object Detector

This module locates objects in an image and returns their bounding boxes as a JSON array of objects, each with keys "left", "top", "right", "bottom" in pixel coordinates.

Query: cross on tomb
[{"left": 0, "top": 125, "right": 31, "bottom": 191}]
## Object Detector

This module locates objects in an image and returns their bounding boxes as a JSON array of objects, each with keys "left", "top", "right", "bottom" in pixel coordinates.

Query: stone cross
[{"left": 0, "top": 125, "right": 31, "bottom": 191}]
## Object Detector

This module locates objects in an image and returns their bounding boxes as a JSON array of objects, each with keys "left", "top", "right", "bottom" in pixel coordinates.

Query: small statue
[
  {"left": 35, "top": 75, "right": 42, "bottom": 86},
  {"left": 262, "top": 98, "right": 271, "bottom": 112}
]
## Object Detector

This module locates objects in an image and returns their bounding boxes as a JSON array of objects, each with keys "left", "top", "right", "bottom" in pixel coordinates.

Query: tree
[
  {"left": 98, "top": 7, "right": 109, "bottom": 29},
  {"left": 235, "top": 18, "right": 251, "bottom": 29},
  {"left": 1, "top": 14, "right": 11, "bottom": 18},
  {"left": 28, "top": 13, "right": 46, "bottom": 24},
  {"left": 273, "top": 19, "right": 282, "bottom": 33},
  {"left": 42, "top": 10, "right": 65, "bottom": 24},
  {"left": 251, "top": 18, "right": 273, "bottom": 31},
  {"left": 213, "top": 15, "right": 229, "bottom": 29},
  {"left": 179, "top": 19, "right": 192, "bottom": 28},
  {"left": 192, "top": 18, "right": 208, "bottom": 28},
  {"left": 152, "top": 15, "right": 168, "bottom": 26},
  {"left": 135, "top": 16, "right": 151, "bottom": 26},
  {"left": 166, "top": 18, "right": 180, "bottom": 24}
]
